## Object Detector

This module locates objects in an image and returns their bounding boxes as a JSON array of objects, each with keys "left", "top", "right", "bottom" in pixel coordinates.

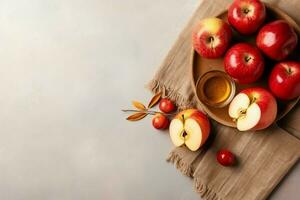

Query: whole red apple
[
  {"left": 159, "top": 98, "right": 176, "bottom": 113},
  {"left": 229, "top": 87, "right": 277, "bottom": 131},
  {"left": 216, "top": 149, "right": 235, "bottom": 166},
  {"left": 256, "top": 20, "right": 298, "bottom": 61},
  {"left": 193, "top": 17, "right": 232, "bottom": 58},
  {"left": 152, "top": 114, "right": 169, "bottom": 130},
  {"left": 224, "top": 43, "right": 265, "bottom": 84},
  {"left": 228, "top": 0, "right": 266, "bottom": 35},
  {"left": 269, "top": 61, "right": 300, "bottom": 100}
]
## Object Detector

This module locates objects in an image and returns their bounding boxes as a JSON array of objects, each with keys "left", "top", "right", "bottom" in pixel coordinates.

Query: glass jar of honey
[{"left": 196, "top": 70, "right": 236, "bottom": 108}]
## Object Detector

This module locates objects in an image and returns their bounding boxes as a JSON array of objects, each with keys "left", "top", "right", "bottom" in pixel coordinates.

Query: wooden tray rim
[{"left": 190, "top": 3, "right": 300, "bottom": 128}]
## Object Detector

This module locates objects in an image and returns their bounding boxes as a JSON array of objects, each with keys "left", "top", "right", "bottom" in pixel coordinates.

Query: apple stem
[
  {"left": 251, "top": 97, "right": 256, "bottom": 104},
  {"left": 244, "top": 56, "right": 251, "bottom": 62},
  {"left": 208, "top": 36, "right": 215, "bottom": 49},
  {"left": 121, "top": 109, "right": 174, "bottom": 116},
  {"left": 243, "top": 8, "right": 250, "bottom": 14}
]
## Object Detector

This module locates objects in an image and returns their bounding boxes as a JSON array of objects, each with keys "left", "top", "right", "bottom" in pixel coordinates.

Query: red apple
[
  {"left": 159, "top": 98, "right": 176, "bottom": 113},
  {"left": 169, "top": 109, "right": 210, "bottom": 151},
  {"left": 228, "top": 0, "right": 266, "bottom": 35},
  {"left": 152, "top": 114, "right": 169, "bottom": 130},
  {"left": 229, "top": 87, "right": 277, "bottom": 131},
  {"left": 193, "top": 17, "right": 232, "bottom": 58},
  {"left": 256, "top": 20, "right": 298, "bottom": 61},
  {"left": 269, "top": 61, "right": 300, "bottom": 100},
  {"left": 224, "top": 43, "right": 265, "bottom": 84},
  {"left": 216, "top": 149, "right": 235, "bottom": 166}
]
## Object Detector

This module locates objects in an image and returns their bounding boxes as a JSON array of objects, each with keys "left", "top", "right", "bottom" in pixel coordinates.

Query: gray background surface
[{"left": 0, "top": 0, "right": 298, "bottom": 199}]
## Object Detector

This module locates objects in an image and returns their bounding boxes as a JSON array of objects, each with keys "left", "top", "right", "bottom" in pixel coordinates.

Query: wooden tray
[{"left": 190, "top": 4, "right": 300, "bottom": 128}]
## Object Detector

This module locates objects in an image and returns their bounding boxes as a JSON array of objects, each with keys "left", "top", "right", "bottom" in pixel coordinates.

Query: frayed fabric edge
[
  {"left": 167, "top": 151, "right": 223, "bottom": 200},
  {"left": 146, "top": 79, "right": 196, "bottom": 110},
  {"left": 166, "top": 151, "right": 194, "bottom": 177},
  {"left": 194, "top": 177, "right": 222, "bottom": 200}
]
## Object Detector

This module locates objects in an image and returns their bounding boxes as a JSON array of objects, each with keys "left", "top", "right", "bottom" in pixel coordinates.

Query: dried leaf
[
  {"left": 147, "top": 92, "right": 162, "bottom": 108},
  {"left": 126, "top": 112, "right": 147, "bottom": 121},
  {"left": 132, "top": 101, "right": 146, "bottom": 110}
]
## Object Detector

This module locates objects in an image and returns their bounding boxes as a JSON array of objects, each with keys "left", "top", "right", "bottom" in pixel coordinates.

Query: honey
[
  {"left": 197, "top": 70, "right": 235, "bottom": 108},
  {"left": 203, "top": 76, "right": 231, "bottom": 104}
]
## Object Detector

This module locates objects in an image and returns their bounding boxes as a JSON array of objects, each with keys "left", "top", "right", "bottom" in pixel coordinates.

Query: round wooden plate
[{"left": 191, "top": 4, "right": 300, "bottom": 128}]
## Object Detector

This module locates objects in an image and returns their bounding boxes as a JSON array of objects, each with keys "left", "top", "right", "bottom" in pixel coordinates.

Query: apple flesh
[
  {"left": 224, "top": 43, "right": 265, "bottom": 84},
  {"left": 192, "top": 17, "right": 232, "bottom": 59},
  {"left": 269, "top": 61, "right": 300, "bottom": 100},
  {"left": 256, "top": 20, "right": 298, "bottom": 61},
  {"left": 228, "top": 0, "right": 266, "bottom": 35},
  {"left": 169, "top": 109, "right": 210, "bottom": 151},
  {"left": 229, "top": 87, "right": 277, "bottom": 131}
]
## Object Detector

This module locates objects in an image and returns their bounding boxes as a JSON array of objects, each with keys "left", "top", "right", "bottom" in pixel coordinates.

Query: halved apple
[
  {"left": 169, "top": 109, "right": 210, "bottom": 151},
  {"left": 229, "top": 87, "right": 277, "bottom": 131}
]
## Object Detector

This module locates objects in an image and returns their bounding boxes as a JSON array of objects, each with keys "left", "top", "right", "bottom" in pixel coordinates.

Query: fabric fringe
[
  {"left": 166, "top": 151, "right": 193, "bottom": 177},
  {"left": 194, "top": 177, "right": 222, "bottom": 200},
  {"left": 146, "top": 79, "right": 197, "bottom": 110}
]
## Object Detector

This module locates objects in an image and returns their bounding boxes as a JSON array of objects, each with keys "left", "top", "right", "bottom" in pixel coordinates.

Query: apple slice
[
  {"left": 169, "top": 118, "right": 185, "bottom": 147},
  {"left": 169, "top": 109, "right": 210, "bottom": 151},
  {"left": 184, "top": 118, "right": 202, "bottom": 151},
  {"left": 228, "top": 87, "right": 277, "bottom": 131},
  {"left": 236, "top": 103, "right": 261, "bottom": 131},
  {"left": 228, "top": 93, "right": 250, "bottom": 119}
]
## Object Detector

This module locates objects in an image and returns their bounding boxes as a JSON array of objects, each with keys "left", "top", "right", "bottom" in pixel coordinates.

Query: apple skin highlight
[
  {"left": 268, "top": 61, "right": 300, "bottom": 100},
  {"left": 228, "top": 0, "right": 266, "bottom": 35},
  {"left": 256, "top": 20, "right": 298, "bottom": 61},
  {"left": 192, "top": 18, "right": 232, "bottom": 59},
  {"left": 224, "top": 43, "right": 265, "bottom": 84}
]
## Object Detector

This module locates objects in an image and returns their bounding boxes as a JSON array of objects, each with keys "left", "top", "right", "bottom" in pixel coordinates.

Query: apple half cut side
[
  {"left": 169, "top": 118, "right": 185, "bottom": 147},
  {"left": 229, "top": 93, "right": 261, "bottom": 131},
  {"left": 169, "top": 109, "right": 210, "bottom": 151},
  {"left": 228, "top": 88, "right": 277, "bottom": 131},
  {"left": 169, "top": 118, "right": 203, "bottom": 151}
]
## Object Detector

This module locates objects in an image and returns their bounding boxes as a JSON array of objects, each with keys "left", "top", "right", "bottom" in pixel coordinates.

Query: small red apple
[
  {"left": 159, "top": 98, "right": 176, "bottom": 113},
  {"left": 269, "top": 61, "right": 300, "bottom": 100},
  {"left": 216, "top": 149, "right": 235, "bottom": 166},
  {"left": 152, "top": 114, "right": 169, "bottom": 130},
  {"left": 193, "top": 17, "right": 232, "bottom": 58},
  {"left": 256, "top": 20, "right": 298, "bottom": 61},
  {"left": 224, "top": 43, "right": 265, "bottom": 84},
  {"left": 169, "top": 109, "right": 210, "bottom": 151},
  {"left": 228, "top": 0, "right": 266, "bottom": 35},
  {"left": 229, "top": 87, "right": 277, "bottom": 131}
]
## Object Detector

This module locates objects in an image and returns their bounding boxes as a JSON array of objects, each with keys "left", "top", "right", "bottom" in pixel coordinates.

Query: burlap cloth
[{"left": 147, "top": 0, "right": 300, "bottom": 199}]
